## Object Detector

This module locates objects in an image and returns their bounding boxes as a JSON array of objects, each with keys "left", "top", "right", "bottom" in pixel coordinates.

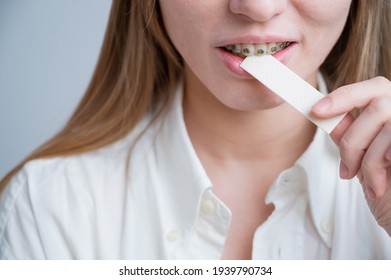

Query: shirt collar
[
  {"left": 296, "top": 125, "right": 340, "bottom": 247},
  {"left": 295, "top": 73, "right": 340, "bottom": 247},
  {"left": 153, "top": 81, "right": 213, "bottom": 228}
]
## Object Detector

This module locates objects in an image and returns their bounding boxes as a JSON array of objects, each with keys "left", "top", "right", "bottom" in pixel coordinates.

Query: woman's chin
[{"left": 218, "top": 91, "right": 286, "bottom": 111}]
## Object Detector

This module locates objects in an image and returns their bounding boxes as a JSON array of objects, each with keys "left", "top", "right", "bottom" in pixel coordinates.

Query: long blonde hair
[
  {"left": 1, "top": 0, "right": 390, "bottom": 190},
  {"left": 322, "top": 0, "right": 391, "bottom": 88}
]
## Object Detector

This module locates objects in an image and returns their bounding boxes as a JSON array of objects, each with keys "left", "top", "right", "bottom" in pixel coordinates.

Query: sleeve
[{"left": 0, "top": 168, "right": 46, "bottom": 259}]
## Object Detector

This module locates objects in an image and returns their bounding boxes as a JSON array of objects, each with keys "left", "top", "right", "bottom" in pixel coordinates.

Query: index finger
[{"left": 312, "top": 76, "right": 391, "bottom": 118}]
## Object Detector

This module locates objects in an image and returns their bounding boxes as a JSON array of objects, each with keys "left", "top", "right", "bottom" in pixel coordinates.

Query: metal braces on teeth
[{"left": 225, "top": 42, "right": 291, "bottom": 57}]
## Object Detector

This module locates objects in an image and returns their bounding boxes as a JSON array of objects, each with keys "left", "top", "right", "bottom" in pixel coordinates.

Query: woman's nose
[{"left": 229, "top": 0, "right": 287, "bottom": 22}]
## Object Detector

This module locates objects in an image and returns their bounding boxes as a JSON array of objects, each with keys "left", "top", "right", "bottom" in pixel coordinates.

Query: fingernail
[
  {"left": 366, "top": 185, "right": 376, "bottom": 200},
  {"left": 339, "top": 161, "right": 349, "bottom": 179},
  {"left": 312, "top": 97, "right": 332, "bottom": 114}
]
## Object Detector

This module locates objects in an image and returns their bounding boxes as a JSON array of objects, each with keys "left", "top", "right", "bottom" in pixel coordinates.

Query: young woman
[{"left": 1, "top": 0, "right": 391, "bottom": 259}]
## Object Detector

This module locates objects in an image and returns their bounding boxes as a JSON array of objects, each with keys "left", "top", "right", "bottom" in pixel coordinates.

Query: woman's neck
[{"left": 183, "top": 74, "right": 317, "bottom": 165}]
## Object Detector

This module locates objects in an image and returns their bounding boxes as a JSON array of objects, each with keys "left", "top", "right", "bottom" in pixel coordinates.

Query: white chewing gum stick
[{"left": 240, "top": 55, "right": 346, "bottom": 134}]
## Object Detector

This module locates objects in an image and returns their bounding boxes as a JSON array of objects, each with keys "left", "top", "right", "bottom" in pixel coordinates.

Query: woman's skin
[{"left": 159, "top": 0, "right": 391, "bottom": 258}]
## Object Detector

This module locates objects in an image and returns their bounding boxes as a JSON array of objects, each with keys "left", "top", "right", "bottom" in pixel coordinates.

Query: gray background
[{"left": 0, "top": 0, "right": 111, "bottom": 178}]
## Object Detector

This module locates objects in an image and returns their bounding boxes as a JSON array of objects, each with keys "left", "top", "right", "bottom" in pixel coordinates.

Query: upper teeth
[{"left": 225, "top": 42, "right": 291, "bottom": 57}]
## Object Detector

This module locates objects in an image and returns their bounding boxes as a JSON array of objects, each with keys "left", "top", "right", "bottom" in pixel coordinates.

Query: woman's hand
[{"left": 312, "top": 76, "right": 391, "bottom": 236}]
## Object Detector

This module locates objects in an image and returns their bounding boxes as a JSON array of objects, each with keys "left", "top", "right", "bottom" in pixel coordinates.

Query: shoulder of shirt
[
  {"left": 0, "top": 112, "right": 162, "bottom": 250},
  {"left": 2, "top": 112, "right": 159, "bottom": 199}
]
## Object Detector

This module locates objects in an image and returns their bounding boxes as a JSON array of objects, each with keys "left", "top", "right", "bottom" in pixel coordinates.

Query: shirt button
[
  {"left": 166, "top": 229, "right": 182, "bottom": 242},
  {"left": 201, "top": 198, "right": 216, "bottom": 215},
  {"left": 320, "top": 220, "right": 333, "bottom": 234}
]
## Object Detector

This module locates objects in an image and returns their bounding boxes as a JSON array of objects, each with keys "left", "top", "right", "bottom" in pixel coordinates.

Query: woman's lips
[
  {"left": 217, "top": 48, "right": 250, "bottom": 76},
  {"left": 217, "top": 42, "right": 297, "bottom": 77}
]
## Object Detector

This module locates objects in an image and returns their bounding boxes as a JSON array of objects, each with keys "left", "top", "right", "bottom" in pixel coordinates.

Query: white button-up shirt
[{"left": 1, "top": 77, "right": 391, "bottom": 259}]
